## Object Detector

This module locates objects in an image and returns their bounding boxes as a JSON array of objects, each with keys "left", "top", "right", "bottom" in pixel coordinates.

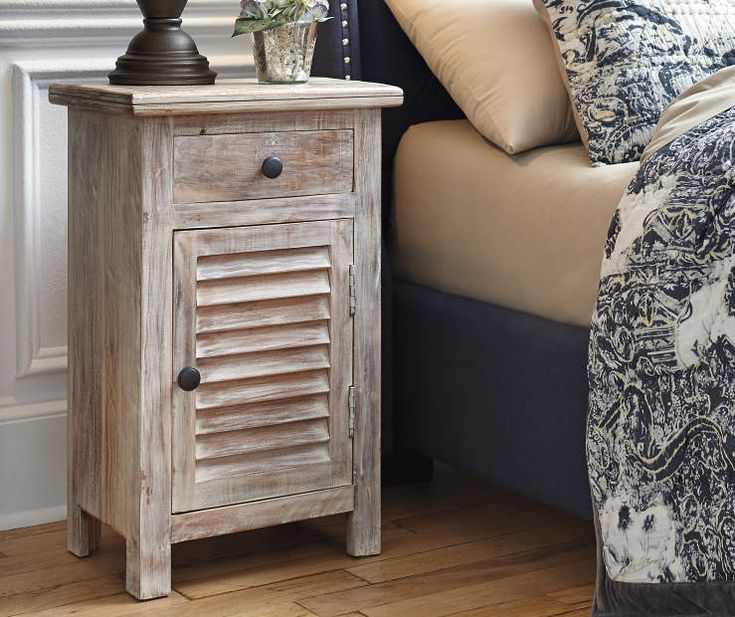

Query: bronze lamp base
[{"left": 109, "top": 0, "right": 216, "bottom": 86}]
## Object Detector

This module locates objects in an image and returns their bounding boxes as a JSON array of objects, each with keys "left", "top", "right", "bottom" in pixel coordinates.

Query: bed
[
  {"left": 312, "top": 1, "right": 735, "bottom": 611},
  {"left": 313, "top": 0, "right": 615, "bottom": 518}
]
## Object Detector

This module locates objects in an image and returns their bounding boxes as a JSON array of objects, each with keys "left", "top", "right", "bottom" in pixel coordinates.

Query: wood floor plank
[
  {"left": 18, "top": 591, "right": 189, "bottom": 617},
  {"left": 170, "top": 570, "right": 361, "bottom": 616},
  {"left": 445, "top": 594, "right": 581, "bottom": 617},
  {"left": 0, "top": 549, "right": 124, "bottom": 598},
  {"left": 380, "top": 469, "right": 502, "bottom": 522},
  {"left": 0, "top": 524, "right": 69, "bottom": 558},
  {"left": 0, "top": 534, "right": 124, "bottom": 580},
  {"left": 298, "top": 542, "right": 595, "bottom": 617},
  {"left": 0, "top": 574, "right": 126, "bottom": 616},
  {"left": 547, "top": 583, "right": 596, "bottom": 607},
  {"left": 172, "top": 524, "right": 413, "bottom": 599},
  {"left": 391, "top": 499, "right": 569, "bottom": 537},
  {"left": 0, "top": 522, "right": 65, "bottom": 543},
  {"left": 172, "top": 500, "right": 563, "bottom": 601},
  {"left": 0, "top": 465, "right": 596, "bottom": 616},
  {"left": 23, "top": 591, "right": 316, "bottom": 617},
  {"left": 358, "top": 555, "right": 596, "bottom": 617},
  {"left": 172, "top": 521, "right": 338, "bottom": 568},
  {"left": 347, "top": 516, "right": 591, "bottom": 583}
]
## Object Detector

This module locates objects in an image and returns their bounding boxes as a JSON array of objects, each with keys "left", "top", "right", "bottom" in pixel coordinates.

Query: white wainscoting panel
[{"left": 0, "top": 0, "right": 254, "bottom": 530}]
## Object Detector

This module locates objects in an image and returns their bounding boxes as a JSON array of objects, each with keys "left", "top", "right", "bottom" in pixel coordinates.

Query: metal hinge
[
  {"left": 348, "top": 265, "right": 356, "bottom": 316},
  {"left": 348, "top": 385, "right": 356, "bottom": 438}
]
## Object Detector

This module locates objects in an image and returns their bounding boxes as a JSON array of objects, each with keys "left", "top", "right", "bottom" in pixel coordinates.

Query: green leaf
[{"left": 232, "top": 16, "right": 290, "bottom": 36}]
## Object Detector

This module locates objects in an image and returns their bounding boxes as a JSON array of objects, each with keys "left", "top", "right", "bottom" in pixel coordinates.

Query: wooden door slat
[
  {"left": 195, "top": 443, "right": 331, "bottom": 483},
  {"left": 196, "top": 369, "right": 330, "bottom": 410},
  {"left": 197, "top": 345, "right": 330, "bottom": 384},
  {"left": 196, "top": 321, "right": 330, "bottom": 358},
  {"left": 196, "top": 393, "right": 330, "bottom": 435},
  {"left": 195, "top": 418, "right": 330, "bottom": 461},
  {"left": 197, "top": 271, "right": 330, "bottom": 307},
  {"left": 197, "top": 247, "right": 331, "bottom": 281},
  {"left": 196, "top": 296, "right": 331, "bottom": 333}
]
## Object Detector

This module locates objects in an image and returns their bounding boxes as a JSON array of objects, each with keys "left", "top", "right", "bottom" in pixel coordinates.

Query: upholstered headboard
[
  {"left": 310, "top": 2, "right": 459, "bottom": 467},
  {"left": 313, "top": 0, "right": 463, "bottom": 231},
  {"left": 312, "top": 0, "right": 363, "bottom": 81}
]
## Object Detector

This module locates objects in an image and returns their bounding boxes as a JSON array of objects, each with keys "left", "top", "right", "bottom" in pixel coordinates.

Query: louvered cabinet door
[{"left": 172, "top": 220, "right": 354, "bottom": 513}]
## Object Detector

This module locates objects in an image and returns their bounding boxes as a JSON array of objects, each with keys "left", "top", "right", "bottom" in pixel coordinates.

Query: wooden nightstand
[{"left": 49, "top": 78, "right": 403, "bottom": 600}]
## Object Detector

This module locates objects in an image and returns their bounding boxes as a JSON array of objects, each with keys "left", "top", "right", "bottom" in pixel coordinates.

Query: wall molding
[
  {"left": 12, "top": 59, "right": 111, "bottom": 379},
  {"left": 0, "top": 504, "right": 66, "bottom": 532},
  {"left": 0, "top": 397, "right": 66, "bottom": 425},
  {"left": 11, "top": 54, "right": 251, "bottom": 380}
]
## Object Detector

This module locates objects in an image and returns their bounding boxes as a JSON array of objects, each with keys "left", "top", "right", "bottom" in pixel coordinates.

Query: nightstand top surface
[{"left": 49, "top": 77, "right": 403, "bottom": 116}]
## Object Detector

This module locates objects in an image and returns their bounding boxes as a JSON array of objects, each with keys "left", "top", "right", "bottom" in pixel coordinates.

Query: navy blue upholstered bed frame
[{"left": 314, "top": 0, "right": 593, "bottom": 519}]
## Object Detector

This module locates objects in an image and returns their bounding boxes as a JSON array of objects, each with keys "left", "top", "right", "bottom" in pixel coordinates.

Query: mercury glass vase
[{"left": 252, "top": 22, "right": 318, "bottom": 84}]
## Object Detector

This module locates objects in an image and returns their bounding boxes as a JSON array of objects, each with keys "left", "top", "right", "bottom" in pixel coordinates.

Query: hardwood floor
[{"left": 0, "top": 465, "right": 595, "bottom": 617}]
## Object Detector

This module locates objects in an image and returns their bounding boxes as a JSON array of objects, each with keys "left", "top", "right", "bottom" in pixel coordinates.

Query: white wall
[{"left": 0, "top": 0, "right": 254, "bottom": 530}]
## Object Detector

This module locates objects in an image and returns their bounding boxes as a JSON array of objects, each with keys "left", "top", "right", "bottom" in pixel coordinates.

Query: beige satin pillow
[
  {"left": 642, "top": 66, "right": 735, "bottom": 163},
  {"left": 384, "top": 0, "right": 578, "bottom": 155}
]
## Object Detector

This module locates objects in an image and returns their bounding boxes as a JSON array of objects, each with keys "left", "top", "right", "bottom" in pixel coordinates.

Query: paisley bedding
[
  {"left": 588, "top": 69, "right": 735, "bottom": 614},
  {"left": 534, "top": 0, "right": 735, "bottom": 165}
]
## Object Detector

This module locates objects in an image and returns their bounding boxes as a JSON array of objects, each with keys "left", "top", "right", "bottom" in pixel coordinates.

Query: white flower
[{"left": 300, "top": 0, "right": 329, "bottom": 21}]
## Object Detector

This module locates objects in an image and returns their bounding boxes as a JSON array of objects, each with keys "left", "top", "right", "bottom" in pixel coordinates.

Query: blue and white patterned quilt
[
  {"left": 588, "top": 78, "right": 735, "bottom": 613},
  {"left": 536, "top": 0, "right": 735, "bottom": 165}
]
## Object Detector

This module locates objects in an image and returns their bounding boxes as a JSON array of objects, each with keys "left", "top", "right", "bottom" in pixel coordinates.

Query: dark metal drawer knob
[
  {"left": 177, "top": 367, "right": 201, "bottom": 391},
  {"left": 261, "top": 156, "right": 283, "bottom": 179}
]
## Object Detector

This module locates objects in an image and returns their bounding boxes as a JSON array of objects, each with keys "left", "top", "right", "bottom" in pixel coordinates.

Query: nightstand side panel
[{"left": 67, "top": 109, "right": 147, "bottom": 541}]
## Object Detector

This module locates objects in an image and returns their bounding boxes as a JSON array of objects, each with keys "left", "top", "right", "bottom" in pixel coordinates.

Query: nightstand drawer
[{"left": 173, "top": 129, "right": 354, "bottom": 204}]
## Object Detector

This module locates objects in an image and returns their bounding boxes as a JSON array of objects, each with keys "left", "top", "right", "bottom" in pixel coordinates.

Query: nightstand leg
[
  {"left": 125, "top": 533, "right": 171, "bottom": 600},
  {"left": 67, "top": 504, "right": 99, "bottom": 557},
  {"left": 347, "top": 393, "right": 381, "bottom": 556},
  {"left": 347, "top": 108, "right": 383, "bottom": 558},
  {"left": 347, "top": 470, "right": 381, "bottom": 556}
]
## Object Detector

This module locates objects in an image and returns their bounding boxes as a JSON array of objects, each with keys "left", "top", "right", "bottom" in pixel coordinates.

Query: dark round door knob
[
  {"left": 261, "top": 156, "right": 283, "bottom": 179},
  {"left": 177, "top": 367, "right": 201, "bottom": 391}
]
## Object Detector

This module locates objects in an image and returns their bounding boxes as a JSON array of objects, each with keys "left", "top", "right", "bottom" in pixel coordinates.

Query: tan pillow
[
  {"left": 642, "top": 66, "right": 735, "bottom": 163},
  {"left": 384, "top": 0, "right": 578, "bottom": 155}
]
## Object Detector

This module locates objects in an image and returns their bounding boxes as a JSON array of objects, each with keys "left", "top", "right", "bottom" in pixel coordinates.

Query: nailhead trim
[{"left": 339, "top": 0, "right": 351, "bottom": 80}]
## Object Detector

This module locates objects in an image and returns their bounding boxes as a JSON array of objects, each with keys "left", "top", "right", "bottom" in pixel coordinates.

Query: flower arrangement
[{"left": 233, "top": 0, "right": 330, "bottom": 35}]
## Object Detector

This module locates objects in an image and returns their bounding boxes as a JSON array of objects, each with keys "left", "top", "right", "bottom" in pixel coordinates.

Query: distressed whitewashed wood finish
[
  {"left": 173, "top": 129, "right": 354, "bottom": 203},
  {"left": 48, "top": 78, "right": 403, "bottom": 116},
  {"left": 172, "top": 221, "right": 354, "bottom": 513},
  {"left": 172, "top": 111, "right": 359, "bottom": 228},
  {"left": 55, "top": 79, "right": 400, "bottom": 600},
  {"left": 66, "top": 109, "right": 173, "bottom": 598},
  {"left": 127, "top": 115, "right": 174, "bottom": 600},
  {"left": 347, "top": 109, "right": 382, "bottom": 557},
  {"left": 173, "top": 109, "right": 354, "bottom": 135},
  {"left": 170, "top": 486, "right": 355, "bottom": 543},
  {"left": 173, "top": 193, "right": 356, "bottom": 230}
]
